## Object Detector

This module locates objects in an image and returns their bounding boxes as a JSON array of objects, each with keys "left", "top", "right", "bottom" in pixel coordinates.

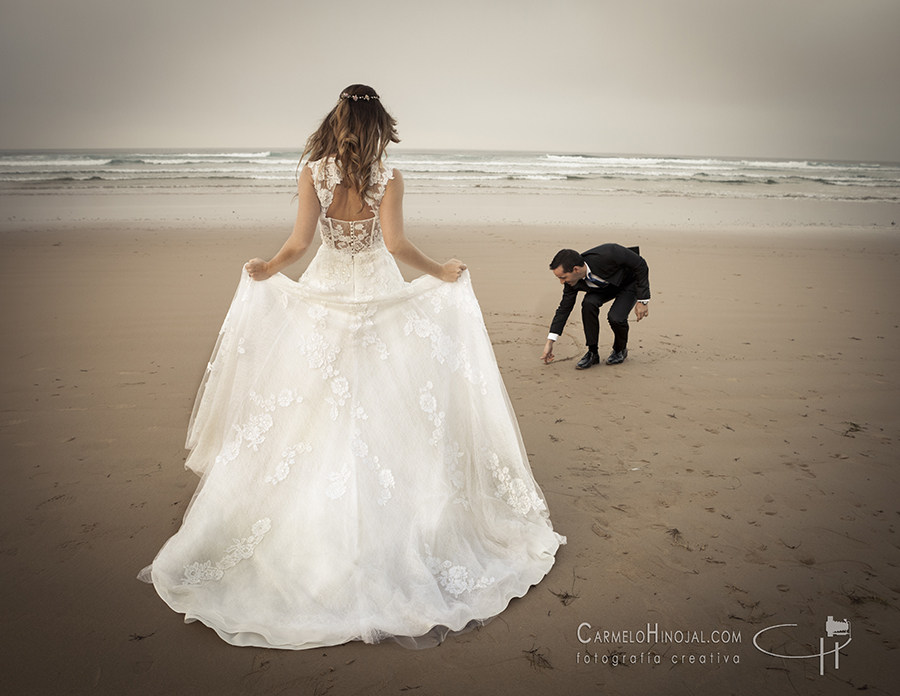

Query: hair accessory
[{"left": 340, "top": 92, "right": 379, "bottom": 101}]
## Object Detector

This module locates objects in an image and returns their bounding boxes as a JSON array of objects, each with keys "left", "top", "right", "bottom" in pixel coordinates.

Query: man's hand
[
  {"left": 635, "top": 303, "right": 649, "bottom": 322},
  {"left": 541, "top": 339, "right": 556, "bottom": 364}
]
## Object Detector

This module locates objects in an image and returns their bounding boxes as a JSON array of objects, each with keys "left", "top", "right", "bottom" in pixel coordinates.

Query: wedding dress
[{"left": 139, "top": 157, "right": 564, "bottom": 649}]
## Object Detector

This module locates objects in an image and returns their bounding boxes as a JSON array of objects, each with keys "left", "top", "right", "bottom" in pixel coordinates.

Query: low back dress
[{"left": 140, "top": 157, "right": 565, "bottom": 649}]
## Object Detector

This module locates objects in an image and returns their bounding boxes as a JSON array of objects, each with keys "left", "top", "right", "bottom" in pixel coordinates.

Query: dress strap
[
  {"left": 310, "top": 158, "right": 342, "bottom": 212},
  {"left": 364, "top": 162, "right": 394, "bottom": 210}
]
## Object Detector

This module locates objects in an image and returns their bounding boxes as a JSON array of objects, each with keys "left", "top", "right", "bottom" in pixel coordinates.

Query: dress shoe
[
  {"left": 606, "top": 348, "right": 628, "bottom": 365},
  {"left": 575, "top": 350, "right": 600, "bottom": 369}
]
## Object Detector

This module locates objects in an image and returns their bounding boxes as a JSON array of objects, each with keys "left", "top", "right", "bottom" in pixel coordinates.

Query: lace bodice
[{"left": 311, "top": 158, "right": 394, "bottom": 256}]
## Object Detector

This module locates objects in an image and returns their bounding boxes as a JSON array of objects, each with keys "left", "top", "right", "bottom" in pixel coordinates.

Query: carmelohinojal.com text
[{"left": 576, "top": 622, "right": 742, "bottom": 667}]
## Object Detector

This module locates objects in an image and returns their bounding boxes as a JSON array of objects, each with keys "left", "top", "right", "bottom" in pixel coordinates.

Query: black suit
[{"left": 549, "top": 244, "right": 650, "bottom": 352}]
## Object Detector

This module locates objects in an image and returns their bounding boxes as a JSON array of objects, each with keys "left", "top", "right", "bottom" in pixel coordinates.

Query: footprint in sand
[
  {"left": 796, "top": 462, "right": 817, "bottom": 478},
  {"left": 572, "top": 495, "right": 607, "bottom": 515},
  {"left": 591, "top": 522, "right": 611, "bottom": 538},
  {"left": 37, "top": 493, "right": 75, "bottom": 508}
]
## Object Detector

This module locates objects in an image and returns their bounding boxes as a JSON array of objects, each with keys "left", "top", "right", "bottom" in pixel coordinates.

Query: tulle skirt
[{"left": 140, "top": 244, "right": 564, "bottom": 649}]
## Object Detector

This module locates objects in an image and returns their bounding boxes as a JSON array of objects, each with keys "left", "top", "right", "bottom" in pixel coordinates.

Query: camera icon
[{"left": 825, "top": 617, "right": 850, "bottom": 638}]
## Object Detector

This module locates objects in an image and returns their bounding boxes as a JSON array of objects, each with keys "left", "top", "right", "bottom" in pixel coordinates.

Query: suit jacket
[{"left": 549, "top": 244, "right": 650, "bottom": 335}]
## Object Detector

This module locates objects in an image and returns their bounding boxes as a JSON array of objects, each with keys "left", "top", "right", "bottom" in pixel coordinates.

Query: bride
[{"left": 139, "top": 84, "right": 565, "bottom": 650}]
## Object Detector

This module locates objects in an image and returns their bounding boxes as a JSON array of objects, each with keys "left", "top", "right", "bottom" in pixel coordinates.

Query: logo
[{"left": 753, "top": 617, "right": 851, "bottom": 676}]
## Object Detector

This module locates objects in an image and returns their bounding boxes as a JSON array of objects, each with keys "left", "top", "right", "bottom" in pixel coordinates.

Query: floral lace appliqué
[
  {"left": 297, "top": 331, "right": 341, "bottom": 380},
  {"left": 444, "top": 439, "right": 469, "bottom": 509},
  {"left": 239, "top": 412, "right": 273, "bottom": 452},
  {"left": 215, "top": 390, "right": 302, "bottom": 465},
  {"left": 325, "top": 463, "right": 352, "bottom": 499},
  {"left": 404, "top": 309, "right": 486, "bottom": 393},
  {"left": 266, "top": 441, "right": 313, "bottom": 484},
  {"left": 351, "top": 428, "right": 394, "bottom": 505},
  {"left": 428, "top": 275, "right": 482, "bottom": 318},
  {"left": 180, "top": 518, "right": 272, "bottom": 585},
  {"left": 424, "top": 544, "right": 495, "bottom": 597},
  {"left": 485, "top": 450, "right": 547, "bottom": 517},
  {"left": 251, "top": 389, "right": 301, "bottom": 412},
  {"left": 349, "top": 304, "right": 389, "bottom": 360},
  {"left": 419, "top": 381, "right": 445, "bottom": 446},
  {"left": 326, "top": 374, "right": 351, "bottom": 421}
]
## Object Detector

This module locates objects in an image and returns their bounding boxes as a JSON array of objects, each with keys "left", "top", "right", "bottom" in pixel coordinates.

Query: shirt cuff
[
  {"left": 637, "top": 300, "right": 649, "bottom": 305},
  {"left": 547, "top": 333, "right": 560, "bottom": 341}
]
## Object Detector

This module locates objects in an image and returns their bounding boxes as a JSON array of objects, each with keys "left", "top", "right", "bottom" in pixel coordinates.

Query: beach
[{"left": 1, "top": 184, "right": 899, "bottom": 696}]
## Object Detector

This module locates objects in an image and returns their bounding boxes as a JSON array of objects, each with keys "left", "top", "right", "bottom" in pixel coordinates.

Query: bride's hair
[{"left": 301, "top": 84, "right": 400, "bottom": 202}]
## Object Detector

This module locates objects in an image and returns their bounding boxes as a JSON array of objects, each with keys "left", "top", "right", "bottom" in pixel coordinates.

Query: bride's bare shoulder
[{"left": 386, "top": 168, "right": 403, "bottom": 190}]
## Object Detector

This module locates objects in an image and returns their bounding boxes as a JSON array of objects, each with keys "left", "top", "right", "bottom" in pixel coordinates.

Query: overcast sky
[{"left": 1, "top": 0, "right": 898, "bottom": 161}]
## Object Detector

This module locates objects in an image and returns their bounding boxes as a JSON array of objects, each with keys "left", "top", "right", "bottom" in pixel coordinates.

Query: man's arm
[
  {"left": 549, "top": 284, "right": 578, "bottom": 335},
  {"left": 591, "top": 244, "right": 650, "bottom": 320},
  {"left": 619, "top": 246, "right": 650, "bottom": 320},
  {"left": 542, "top": 285, "right": 578, "bottom": 362},
  {"left": 609, "top": 244, "right": 650, "bottom": 301}
]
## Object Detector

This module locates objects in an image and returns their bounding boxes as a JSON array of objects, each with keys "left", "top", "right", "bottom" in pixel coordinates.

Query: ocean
[{"left": 2, "top": 149, "right": 899, "bottom": 203}]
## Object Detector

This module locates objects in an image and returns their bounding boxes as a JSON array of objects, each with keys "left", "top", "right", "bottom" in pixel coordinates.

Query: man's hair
[{"left": 549, "top": 248, "right": 584, "bottom": 273}]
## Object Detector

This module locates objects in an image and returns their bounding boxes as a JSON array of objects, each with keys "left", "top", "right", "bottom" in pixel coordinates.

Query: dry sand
[{"left": 1, "top": 190, "right": 899, "bottom": 696}]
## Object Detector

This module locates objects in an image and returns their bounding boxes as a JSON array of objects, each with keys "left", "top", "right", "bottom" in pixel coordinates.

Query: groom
[{"left": 541, "top": 244, "right": 650, "bottom": 369}]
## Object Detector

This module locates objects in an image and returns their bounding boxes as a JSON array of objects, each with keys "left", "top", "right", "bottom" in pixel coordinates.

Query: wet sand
[{"left": 1, "top": 189, "right": 898, "bottom": 695}]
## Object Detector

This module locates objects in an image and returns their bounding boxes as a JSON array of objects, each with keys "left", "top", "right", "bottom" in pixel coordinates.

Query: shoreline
[{"left": 2, "top": 186, "right": 898, "bottom": 230}]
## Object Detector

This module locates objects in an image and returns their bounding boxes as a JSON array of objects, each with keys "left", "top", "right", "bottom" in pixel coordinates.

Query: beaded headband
[{"left": 340, "top": 92, "right": 379, "bottom": 101}]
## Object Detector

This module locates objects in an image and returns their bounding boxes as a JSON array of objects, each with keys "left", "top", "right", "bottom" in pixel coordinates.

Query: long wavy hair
[{"left": 301, "top": 84, "right": 400, "bottom": 202}]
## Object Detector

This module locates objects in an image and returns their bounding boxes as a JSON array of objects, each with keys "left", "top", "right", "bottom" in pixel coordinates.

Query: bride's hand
[
  {"left": 245, "top": 258, "right": 272, "bottom": 281},
  {"left": 439, "top": 259, "right": 467, "bottom": 283}
]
